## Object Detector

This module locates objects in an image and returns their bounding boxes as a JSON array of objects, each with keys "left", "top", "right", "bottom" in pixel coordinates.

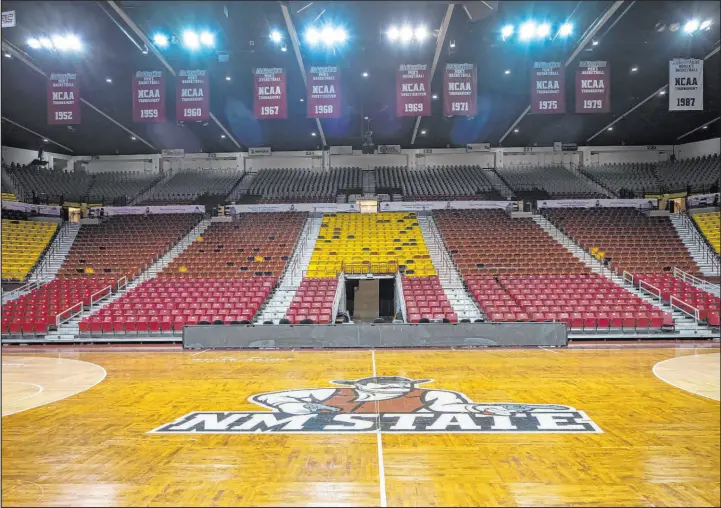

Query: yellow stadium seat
[
  {"left": 1, "top": 219, "right": 57, "bottom": 281},
  {"left": 693, "top": 211, "right": 720, "bottom": 254}
]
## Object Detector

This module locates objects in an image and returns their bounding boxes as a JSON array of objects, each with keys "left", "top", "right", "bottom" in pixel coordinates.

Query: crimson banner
[
  {"left": 307, "top": 66, "right": 341, "bottom": 118},
  {"left": 254, "top": 68, "right": 287, "bottom": 119},
  {"left": 443, "top": 63, "right": 477, "bottom": 116},
  {"left": 176, "top": 69, "right": 209, "bottom": 121},
  {"left": 396, "top": 64, "right": 431, "bottom": 117},
  {"left": 530, "top": 62, "right": 565, "bottom": 115},
  {"left": 47, "top": 72, "right": 80, "bottom": 125},
  {"left": 576, "top": 61, "right": 610, "bottom": 113},
  {"left": 133, "top": 71, "right": 165, "bottom": 123}
]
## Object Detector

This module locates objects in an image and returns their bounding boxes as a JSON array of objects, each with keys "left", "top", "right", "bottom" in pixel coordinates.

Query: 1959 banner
[
  {"left": 48, "top": 72, "right": 80, "bottom": 125},
  {"left": 397, "top": 64, "right": 431, "bottom": 117},
  {"left": 133, "top": 71, "right": 165, "bottom": 123},
  {"left": 176, "top": 69, "right": 209, "bottom": 121},
  {"left": 443, "top": 63, "right": 477, "bottom": 116},
  {"left": 254, "top": 68, "right": 287, "bottom": 119},
  {"left": 530, "top": 62, "right": 565, "bottom": 114},
  {"left": 575, "top": 61, "right": 610, "bottom": 113},
  {"left": 307, "top": 66, "right": 341, "bottom": 118}
]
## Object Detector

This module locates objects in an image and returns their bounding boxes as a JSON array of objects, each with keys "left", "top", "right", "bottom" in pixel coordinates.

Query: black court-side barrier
[{"left": 182, "top": 322, "right": 567, "bottom": 349}]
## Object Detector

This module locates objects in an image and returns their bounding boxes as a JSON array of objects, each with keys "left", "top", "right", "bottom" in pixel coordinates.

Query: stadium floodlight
[
  {"left": 513, "top": 129, "right": 519, "bottom": 133},
  {"left": 3, "top": 53, "right": 9, "bottom": 58},
  {"left": 420, "top": 130, "right": 427, "bottom": 135},
  {"left": 221, "top": 135, "right": 226, "bottom": 139},
  {"left": 311, "top": 132, "right": 317, "bottom": 137},
  {"left": 27, "top": 38, "right": 41, "bottom": 49},
  {"left": 66, "top": 34, "right": 82, "bottom": 51},
  {"left": 631, "top": 66, "right": 638, "bottom": 72},
  {"left": 607, "top": 127, "right": 613, "bottom": 131},
  {"left": 321, "top": 26, "right": 335, "bottom": 44},
  {"left": 281, "top": 45, "right": 287, "bottom": 52},
  {"left": 38, "top": 37, "right": 53, "bottom": 49},
  {"left": 305, "top": 27, "right": 320, "bottom": 45},
  {"left": 659, "top": 90, "right": 666, "bottom": 96},
  {"left": 504, "top": 69, "right": 511, "bottom": 75},
  {"left": 501, "top": 24, "right": 514, "bottom": 39},
  {"left": 52, "top": 35, "right": 69, "bottom": 50},
  {"left": 684, "top": 20, "right": 700, "bottom": 34},
  {"left": 414, "top": 26, "right": 428, "bottom": 42},
  {"left": 131, "top": 136, "right": 137, "bottom": 140},
  {"left": 536, "top": 23, "right": 551, "bottom": 38},
  {"left": 334, "top": 27, "right": 347, "bottom": 44},
  {"left": 400, "top": 25, "right": 414, "bottom": 43},
  {"left": 558, "top": 23, "right": 573, "bottom": 37},
  {"left": 269, "top": 30, "right": 283, "bottom": 43},
  {"left": 700, "top": 19, "right": 712, "bottom": 30},
  {"left": 432, "top": 94, "right": 438, "bottom": 99},
  {"left": 153, "top": 33, "right": 169, "bottom": 48},
  {"left": 592, "top": 40, "right": 599, "bottom": 46},
  {"left": 105, "top": 77, "right": 112, "bottom": 83},
  {"left": 387, "top": 26, "right": 400, "bottom": 41},
  {"left": 183, "top": 30, "right": 200, "bottom": 49},
  {"left": 43, "top": 138, "right": 49, "bottom": 142},
  {"left": 519, "top": 21, "right": 536, "bottom": 40},
  {"left": 225, "top": 76, "right": 231, "bottom": 81},
  {"left": 362, "top": 71, "right": 369, "bottom": 77},
  {"left": 200, "top": 32, "right": 214, "bottom": 46}
]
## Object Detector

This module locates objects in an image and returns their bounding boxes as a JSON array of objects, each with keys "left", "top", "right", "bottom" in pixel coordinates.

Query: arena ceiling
[{"left": 1, "top": 0, "right": 720, "bottom": 156}]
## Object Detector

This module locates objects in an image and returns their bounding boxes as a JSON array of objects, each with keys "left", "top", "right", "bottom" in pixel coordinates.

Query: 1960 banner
[
  {"left": 48, "top": 71, "right": 81, "bottom": 125},
  {"left": 176, "top": 69, "right": 209, "bottom": 121}
]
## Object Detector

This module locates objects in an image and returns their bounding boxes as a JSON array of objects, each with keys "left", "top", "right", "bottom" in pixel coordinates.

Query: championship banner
[
  {"left": 176, "top": 69, "right": 209, "bottom": 121},
  {"left": 443, "top": 63, "right": 477, "bottom": 116},
  {"left": 133, "top": 71, "right": 165, "bottom": 123},
  {"left": 396, "top": 64, "right": 431, "bottom": 117},
  {"left": 576, "top": 61, "right": 610, "bottom": 113},
  {"left": 530, "top": 62, "right": 565, "bottom": 114},
  {"left": 669, "top": 58, "right": 703, "bottom": 111},
  {"left": 102, "top": 205, "right": 206, "bottom": 216},
  {"left": 466, "top": 143, "right": 490, "bottom": 152},
  {"left": 307, "top": 66, "right": 341, "bottom": 118},
  {"left": 48, "top": 72, "right": 80, "bottom": 125},
  {"left": 538, "top": 199, "right": 657, "bottom": 209},
  {"left": 378, "top": 145, "right": 402, "bottom": 155},
  {"left": 1, "top": 201, "right": 61, "bottom": 216},
  {"left": 254, "top": 68, "right": 287, "bottom": 119}
]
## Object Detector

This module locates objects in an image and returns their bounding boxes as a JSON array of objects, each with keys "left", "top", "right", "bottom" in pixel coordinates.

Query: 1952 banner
[
  {"left": 576, "top": 61, "right": 610, "bottom": 113},
  {"left": 443, "top": 63, "right": 477, "bottom": 116},
  {"left": 669, "top": 58, "right": 703, "bottom": 111},
  {"left": 254, "top": 68, "right": 287, "bottom": 119},
  {"left": 397, "top": 64, "right": 430, "bottom": 117},
  {"left": 176, "top": 69, "right": 209, "bottom": 121},
  {"left": 307, "top": 66, "right": 341, "bottom": 118},
  {"left": 133, "top": 71, "right": 165, "bottom": 123},
  {"left": 48, "top": 72, "right": 80, "bottom": 124},
  {"left": 530, "top": 62, "right": 565, "bottom": 114}
]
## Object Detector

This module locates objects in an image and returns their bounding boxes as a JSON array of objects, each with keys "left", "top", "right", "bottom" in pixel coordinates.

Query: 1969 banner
[
  {"left": 443, "top": 63, "right": 477, "bottom": 116},
  {"left": 530, "top": 62, "right": 565, "bottom": 114},
  {"left": 307, "top": 66, "right": 341, "bottom": 118},
  {"left": 48, "top": 72, "right": 81, "bottom": 125},
  {"left": 176, "top": 69, "right": 209, "bottom": 121},
  {"left": 575, "top": 61, "right": 610, "bottom": 113},
  {"left": 254, "top": 68, "right": 287, "bottom": 119},
  {"left": 133, "top": 71, "right": 165, "bottom": 123},
  {"left": 397, "top": 64, "right": 431, "bottom": 117}
]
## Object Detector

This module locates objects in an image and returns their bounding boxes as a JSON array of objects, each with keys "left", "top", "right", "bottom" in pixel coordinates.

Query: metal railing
[
  {"left": 330, "top": 272, "right": 345, "bottom": 322},
  {"left": 670, "top": 295, "right": 701, "bottom": 323},
  {"left": 622, "top": 270, "right": 635, "bottom": 286},
  {"left": 674, "top": 211, "right": 721, "bottom": 273},
  {"left": 673, "top": 266, "right": 720, "bottom": 297},
  {"left": 638, "top": 280, "right": 662, "bottom": 303},
  {"left": 2, "top": 279, "right": 44, "bottom": 304},
  {"left": 395, "top": 272, "right": 407, "bottom": 322},
  {"left": 282, "top": 215, "right": 316, "bottom": 288},
  {"left": 89, "top": 285, "right": 112, "bottom": 307},
  {"left": 55, "top": 301, "right": 83, "bottom": 328},
  {"left": 28, "top": 221, "right": 72, "bottom": 282},
  {"left": 342, "top": 261, "right": 397, "bottom": 276}
]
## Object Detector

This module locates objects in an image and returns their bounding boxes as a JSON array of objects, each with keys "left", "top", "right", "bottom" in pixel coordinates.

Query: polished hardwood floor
[{"left": 2, "top": 347, "right": 719, "bottom": 507}]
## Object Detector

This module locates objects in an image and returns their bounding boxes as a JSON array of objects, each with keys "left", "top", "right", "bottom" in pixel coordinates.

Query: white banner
[
  {"left": 330, "top": 146, "right": 353, "bottom": 155},
  {"left": 161, "top": 149, "right": 185, "bottom": 158},
  {"left": 248, "top": 147, "right": 272, "bottom": 156},
  {"left": 2, "top": 10, "right": 16, "bottom": 28},
  {"left": 381, "top": 200, "right": 511, "bottom": 212},
  {"left": 669, "top": 58, "right": 703, "bottom": 111},
  {"left": 378, "top": 145, "right": 402, "bottom": 155},
  {"left": 101, "top": 205, "right": 205, "bottom": 216},
  {"left": 229, "top": 203, "right": 358, "bottom": 214},
  {"left": 687, "top": 193, "right": 719, "bottom": 208},
  {"left": 1, "top": 201, "right": 61, "bottom": 216},
  {"left": 466, "top": 143, "right": 490, "bottom": 152},
  {"left": 538, "top": 199, "right": 657, "bottom": 209}
]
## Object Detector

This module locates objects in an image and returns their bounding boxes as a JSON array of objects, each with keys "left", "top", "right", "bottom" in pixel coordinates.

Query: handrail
[
  {"left": 395, "top": 272, "right": 408, "bottom": 322},
  {"left": 2, "top": 279, "right": 43, "bottom": 303},
  {"left": 672, "top": 266, "right": 720, "bottom": 297},
  {"left": 117, "top": 276, "right": 128, "bottom": 291},
  {"left": 331, "top": 272, "right": 345, "bottom": 322},
  {"left": 89, "top": 285, "right": 112, "bottom": 307},
  {"left": 676, "top": 211, "right": 721, "bottom": 272},
  {"left": 670, "top": 295, "right": 701, "bottom": 323},
  {"left": 638, "top": 280, "right": 662, "bottom": 302},
  {"left": 622, "top": 270, "right": 634, "bottom": 286},
  {"left": 55, "top": 301, "right": 83, "bottom": 328}
]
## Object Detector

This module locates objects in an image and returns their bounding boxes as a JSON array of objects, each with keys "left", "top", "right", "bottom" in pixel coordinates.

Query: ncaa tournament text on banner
[{"left": 176, "top": 69, "right": 209, "bottom": 121}]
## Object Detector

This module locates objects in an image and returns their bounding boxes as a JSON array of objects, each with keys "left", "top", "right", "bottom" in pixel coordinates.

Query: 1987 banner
[
  {"left": 254, "top": 68, "right": 287, "bottom": 119},
  {"left": 576, "top": 61, "right": 610, "bottom": 113},
  {"left": 669, "top": 58, "right": 703, "bottom": 111},
  {"left": 48, "top": 72, "right": 80, "bottom": 125},
  {"left": 176, "top": 69, "right": 209, "bottom": 121},
  {"left": 397, "top": 64, "right": 431, "bottom": 117},
  {"left": 443, "top": 63, "right": 477, "bottom": 116},
  {"left": 530, "top": 62, "right": 565, "bottom": 114},
  {"left": 133, "top": 71, "right": 165, "bottom": 123},
  {"left": 307, "top": 66, "right": 341, "bottom": 118}
]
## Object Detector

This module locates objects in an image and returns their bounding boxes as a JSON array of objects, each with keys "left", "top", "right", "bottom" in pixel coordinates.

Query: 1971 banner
[
  {"left": 254, "top": 68, "right": 287, "bottom": 119},
  {"left": 443, "top": 63, "right": 477, "bottom": 116},
  {"left": 133, "top": 71, "right": 165, "bottom": 123},
  {"left": 397, "top": 64, "right": 431, "bottom": 117},
  {"left": 48, "top": 72, "right": 80, "bottom": 125},
  {"left": 530, "top": 62, "right": 565, "bottom": 114},
  {"left": 307, "top": 66, "right": 341, "bottom": 118},
  {"left": 576, "top": 61, "right": 610, "bottom": 113},
  {"left": 176, "top": 69, "right": 209, "bottom": 121}
]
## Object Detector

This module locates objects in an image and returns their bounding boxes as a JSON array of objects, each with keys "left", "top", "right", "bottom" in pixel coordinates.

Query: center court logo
[{"left": 149, "top": 376, "right": 602, "bottom": 434}]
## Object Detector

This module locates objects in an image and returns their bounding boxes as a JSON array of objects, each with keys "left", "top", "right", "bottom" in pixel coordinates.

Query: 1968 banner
[
  {"left": 176, "top": 69, "right": 209, "bottom": 121},
  {"left": 254, "top": 68, "right": 287, "bottom": 119},
  {"left": 397, "top": 64, "right": 431, "bottom": 117},
  {"left": 307, "top": 66, "right": 341, "bottom": 118},
  {"left": 48, "top": 72, "right": 80, "bottom": 125},
  {"left": 530, "top": 62, "right": 565, "bottom": 114},
  {"left": 575, "top": 61, "right": 610, "bottom": 113},
  {"left": 133, "top": 71, "right": 165, "bottom": 123},
  {"left": 443, "top": 63, "right": 477, "bottom": 116}
]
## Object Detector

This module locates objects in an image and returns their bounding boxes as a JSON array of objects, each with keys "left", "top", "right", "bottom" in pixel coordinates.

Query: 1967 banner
[
  {"left": 48, "top": 72, "right": 80, "bottom": 125},
  {"left": 530, "top": 62, "right": 565, "bottom": 114},
  {"left": 443, "top": 63, "right": 477, "bottom": 116},
  {"left": 397, "top": 64, "right": 431, "bottom": 117},
  {"left": 307, "top": 66, "right": 341, "bottom": 118},
  {"left": 254, "top": 68, "right": 287, "bottom": 119},
  {"left": 176, "top": 69, "right": 209, "bottom": 121},
  {"left": 133, "top": 71, "right": 165, "bottom": 123},
  {"left": 575, "top": 61, "right": 610, "bottom": 113}
]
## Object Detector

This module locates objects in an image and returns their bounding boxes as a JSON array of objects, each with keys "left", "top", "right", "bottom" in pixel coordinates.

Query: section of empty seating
[
  {"left": 693, "top": 211, "right": 720, "bottom": 253},
  {"left": 495, "top": 165, "right": 604, "bottom": 199},
  {"left": 7, "top": 166, "right": 93, "bottom": 202},
  {"left": 306, "top": 212, "right": 435, "bottom": 278},
  {"left": 2, "top": 219, "right": 57, "bottom": 281},
  {"left": 375, "top": 166, "right": 500, "bottom": 200},
  {"left": 243, "top": 168, "right": 362, "bottom": 202},
  {"left": 402, "top": 276, "right": 458, "bottom": 323},
  {"left": 633, "top": 273, "right": 720, "bottom": 325},
  {"left": 283, "top": 277, "right": 338, "bottom": 324},
  {"left": 658, "top": 154, "right": 720, "bottom": 193},
  {"left": 543, "top": 207, "right": 700, "bottom": 275},
  {"left": 86, "top": 171, "right": 162, "bottom": 204},
  {"left": 140, "top": 169, "right": 243, "bottom": 204},
  {"left": 2, "top": 192, "right": 17, "bottom": 201},
  {"left": 581, "top": 162, "right": 660, "bottom": 196}
]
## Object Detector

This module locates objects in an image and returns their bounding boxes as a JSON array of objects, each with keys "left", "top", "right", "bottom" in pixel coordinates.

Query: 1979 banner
[
  {"left": 575, "top": 61, "right": 610, "bottom": 113},
  {"left": 530, "top": 61, "right": 565, "bottom": 114},
  {"left": 133, "top": 71, "right": 165, "bottom": 123},
  {"left": 397, "top": 64, "right": 431, "bottom": 117},
  {"left": 254, "top": 68, "right": 287, "bottom": 119},
  {"left": 443, "top": 63, "right": 477, "bottom": 116},
  {"left": 176, "top": 69, "right": 209, "bottom": 121},
  {"left": 48, "top": 72, "right": 81, "bottom": 125},
  {"left": 307, "top": 66, "right": 341, "bottom": 118}
]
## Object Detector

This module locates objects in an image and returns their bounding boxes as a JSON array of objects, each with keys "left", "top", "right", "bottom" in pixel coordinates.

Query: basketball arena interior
[{"left": 1, "top": 0, "right": 720, "bottom": 506}]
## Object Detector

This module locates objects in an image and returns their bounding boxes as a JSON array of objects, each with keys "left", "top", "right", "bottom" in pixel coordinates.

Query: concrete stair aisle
[
  {"left": 417, "top": 215, "right": 483, "bottom": 321},
  {"left": 226, "top": 172, "right": 254, "bottom": 203},
  {"left": 482, "top": 169, "right": 514, "bottom": 199},
  {"left": 129, "top": 170, "right": 174, "bottom": 205},
  {"left": 568, "top": 164, "right": 616, "bottom": 198},
  {"left": 29, "top": 222, "right": 81, "bottom": 283},
  {"left": 668, "top": 213, "right": 720, "bottom": 278},
  {"left": 362, "top": 170, "right": 375, "bottom": 195}
]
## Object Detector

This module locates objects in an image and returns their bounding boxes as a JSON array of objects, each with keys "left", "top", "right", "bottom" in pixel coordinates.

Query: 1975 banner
[
  {"left": 307, "top": 66, "right": 341, "bottom": 118},
  {"left": 133, "top": 71, "right": 165, "bottom": 123},
  {"left": 576, "top": 61, "right": 610, "bottom": 113},
  {"left": 531, "top": 62, "right": 565, "bottom": 114},
  {"left": 397, "top": 64, "right": 431, "bottom": 117},
  {"left": 48, "top": 72, "right": 80, "bottom": 125},
  {"left": 176, "top": 69, "right": 209, "bottom": 121},
  {"left": 443, "top": 63, "right": 477, "bottom": 116},
  {"left": 254, "top": 68, "right": 287, "bottom": 119}
]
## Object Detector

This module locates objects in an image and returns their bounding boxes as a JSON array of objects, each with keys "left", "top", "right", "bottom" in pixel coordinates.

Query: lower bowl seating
[
  {"left": 402, "top": 276, "right": 458, "bottom": 323},
  {"left": 284, "top": 278, "right": 338, "bottom": 324}
]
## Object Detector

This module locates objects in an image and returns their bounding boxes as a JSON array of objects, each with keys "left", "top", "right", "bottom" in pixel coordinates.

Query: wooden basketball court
[{"left": 2, "top": 346, "right": 719, "bottom": 507}]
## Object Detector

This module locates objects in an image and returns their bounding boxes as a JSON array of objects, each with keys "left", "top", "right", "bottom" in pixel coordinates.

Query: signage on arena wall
[
  {"left": 575, "top": 61, "right": 610, "bottom": 113},
  {"left": 378, "top": 145, "right": 402, "bottom": 155},
  {"left": 1, "top": 10, "right": 16, "bottom": 28},
  {"left": 669, "top": 58, "right": 703, "bottom": 111},
  {"left": 380, "top": 201, "right": 512, "bottom": 212},
  {"left": 47, "top": 72, "right": 81, "bottom": 125},
  {"left": 443, "top": 63, "right": 477, "bottom": 117},
  {"left": 102, "top": 205, "right": 206, "bottom": 216},
  {"left": 133, "top": 71, "right": 165, "bottom": 123},
  {"left": 538, "top": 199, "right": 657, "bottom": 209},
  {"left": 161, "top": 149, "right": 185, "bottom": 158},
  {"left": 176, "top": 69, "right": 209, "bottom": 121},
  {"left": 307, "top": 66, "right": 341, "bottom": 118},
  {"left": 1, "top": 201, "right": 61, "bottom": 216},
  {"left": 466, "top": 143, "right": 490, "bottom": 152},
  {"left": 330, "top": 146, "right": 353, "bottom": 155},
  {"left": 530, "top": 62, "right": 565, "bottom": 115},
  {"left": 687, "top": 193, "right": 719, "bottom": 208},
  {"left": 254, "top": 68, "right": 287, "bottom": 119},
  {"left": 396, "top": 64, "right": 431, "bottom": 117},
  {"left": 229, "top": 203, "right": 358, "bottom": 214},
  {"left": 248, "top": 147, "right": 272, "bottom": 156}
]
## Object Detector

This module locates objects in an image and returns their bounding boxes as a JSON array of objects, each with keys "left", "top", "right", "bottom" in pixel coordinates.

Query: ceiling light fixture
[
  {"left": 199, "top": 31, "right": 215, "bottom": 47},
  {"left": 153, "top": 33, "right": 169, "bottom": 48},
  {"left": 221, "top": 134, "right": 226, "bottom": 138},
  {"left": 183, "top": 30, "right": 200, "bottom": 49},
  {"left": 27, "top": 38, "right": 41, "bottom": 49},
  {"left": 607, "top": 127, "right": 613, "bottom": 131},
  {"left": 536, "top": 23, "right": 551, "bottom": 38},
  {"left": 362, "top": 72, "right": 369, "bottom": 78},
  {"left": 519, "top": 21, "right": 536, "bottom": 41},
  {"left": 432, "top": 94, "right": 438, "bottom": 99},
  {"left": 683, "top": 19, "right": 700, "bottom": 34},
  {"left": 501, "top": 24, "right": 514, "bottom": 39},
  {"left": 558, "top": 23, "right": 573, "bottom": 37},
  {"left": 400, "top": 25, "right": 414, "bottom": 43},
  {"left": 420, "top": 130, "right": 427, "bottom": 135},
  {"left": 513, "top": 129, "right": 519, "bottom": 133},
  {"left": 504, "top": 69, "right": 511, "bottom": 75},
  {"left": 387, "top": 26, "right": 400, "bottom": 41},
  {"left": 269, "top": 30, "right": 283, "bottom": 43},
  {"left": 311, "top": 132, "right": 317, "bottom": 136},
  {"left": 225, "top": 76, "right": 231, "bottom": 81},
  {"left": 700, "top": 19, "right": 713, "bottom": 30},
  {"left": 631, "top": 66, "right": 638, "bottom": 72},
  {"left": 130, "top": 136, "right": 137, "bottom": 140},
  {"left": 106, "top": 77, "right": 112, "bottom": 83},
  {"left": 592, "top": 40, "right": 599, "bottom": 46}
]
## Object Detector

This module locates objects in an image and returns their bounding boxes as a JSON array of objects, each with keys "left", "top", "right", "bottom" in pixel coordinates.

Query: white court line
[
  {"left": 371, "top": 349, "right": 388, "bottom": 508},
  {"left": 540, "top": 347, "right": 559, "bottom": 354},
  {"left": 4, "top": 381, "right": 44, "bottom": 401},
  {"left": 191, "top": 349, "right": 209, "bottom": 356},
  {"left": 652, "top": 352, "right": 720, "bottom": 401}
]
